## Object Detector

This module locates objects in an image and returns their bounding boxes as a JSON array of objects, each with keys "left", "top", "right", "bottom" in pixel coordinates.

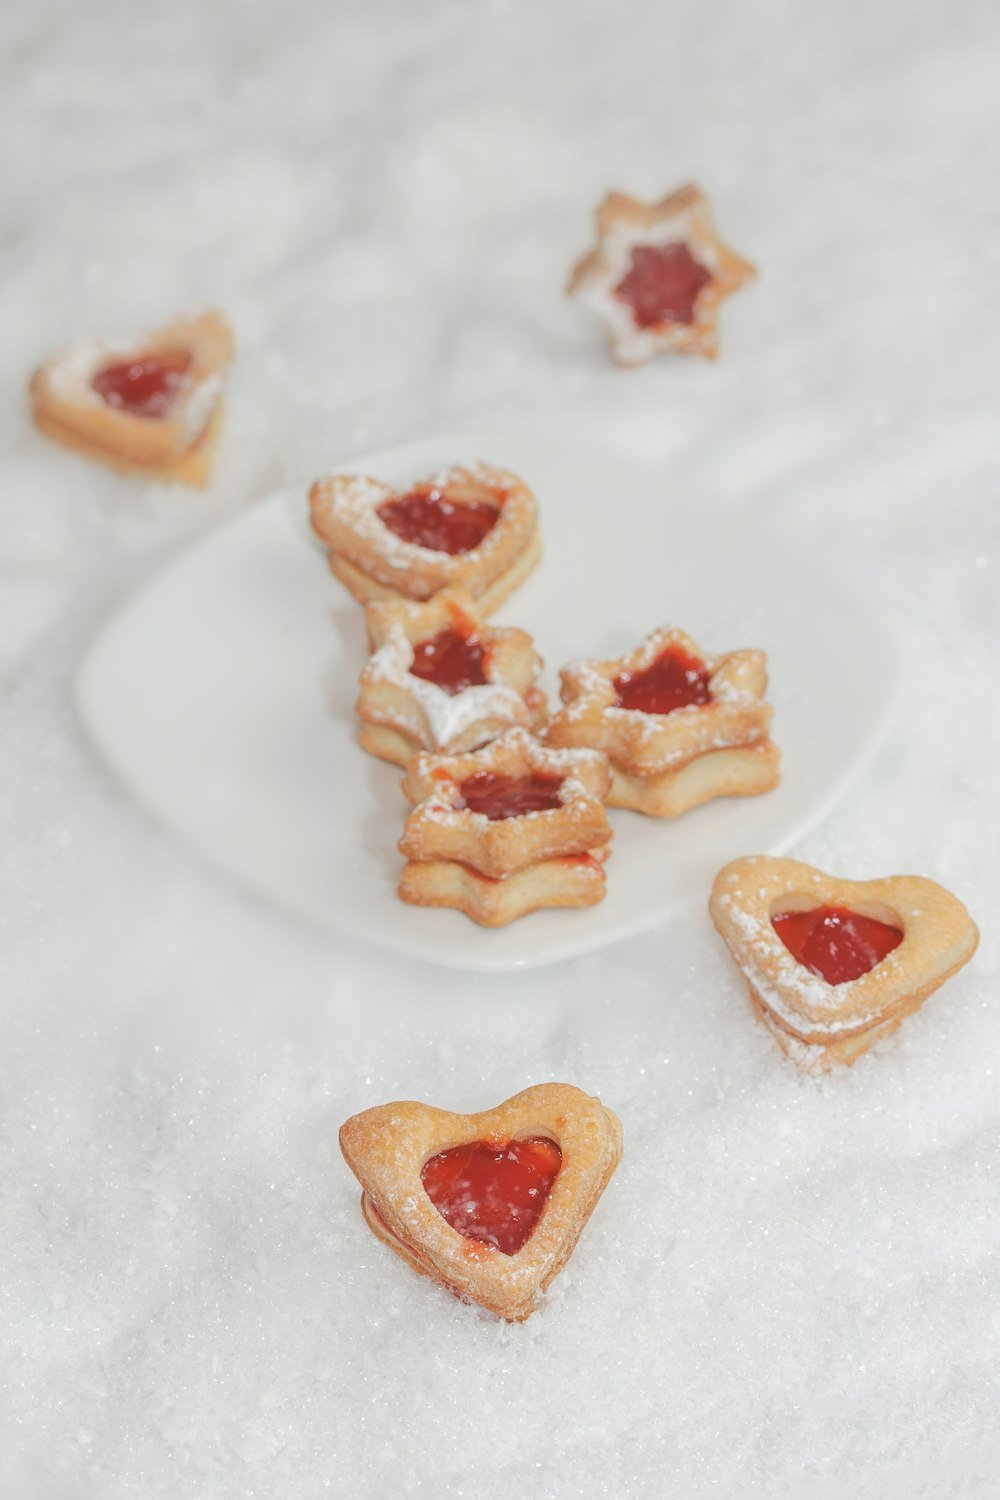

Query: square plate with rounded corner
[{"left": 75, "top": 431, "right": 903, "bottom": 972}]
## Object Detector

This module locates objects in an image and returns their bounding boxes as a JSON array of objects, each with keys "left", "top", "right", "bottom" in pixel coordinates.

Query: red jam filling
[
  {"left": 91, "top": 350, "right": 192, "bottom": 418},
  {"left": 614, "top": 646, "right": 712, "bottom": 715},
  {"left": 409, "top": 627, "right": 488, "bottom": 695},
  {"left": 772, "top": 905, "right": 903, "bottom": 986},
  {"left": 458, "top": 770, "right": 564, "bottom": 820},
  {"left": 377, "top": 487, "right": 499, "bottom": 554},
  {"left": 614, "top": 243, "right": 712, "bottom": 329},
  {"left": 420, "top": 1136, "right": 562, "bottom": 1256}
]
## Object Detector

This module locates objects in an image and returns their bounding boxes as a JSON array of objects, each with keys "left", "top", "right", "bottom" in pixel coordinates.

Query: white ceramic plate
[{"left": 76, "top": 430, "right": 902, "bottom": 972}]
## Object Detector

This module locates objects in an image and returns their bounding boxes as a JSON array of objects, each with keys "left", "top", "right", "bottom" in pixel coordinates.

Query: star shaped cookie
[
  {"left": 355, "top": 587, "right": 546, "bottom": 766},
  {"left": 398, "top": 728, "right": 613, "bottom": 925},
  {"left": 568, "top": 183, "right": 756, "bottom": 364},
  {"left": 544, "top": 625, "right": 779, "bottom": 816}
]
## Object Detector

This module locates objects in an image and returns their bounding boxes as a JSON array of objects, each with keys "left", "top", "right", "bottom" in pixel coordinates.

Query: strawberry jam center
[
  {"left": 772, "top": 905, "right": 903, "bottom": 986},
  {"left": 91, "top": 350, "right": 191, "bottom": 418},
  {"left": 409, "top": 627, "right": 488, "bottom": 695},
  {"left": 458, "top": 770, "right": 564, "bottom": 820},
  {"left": 614, "top": 243, "right": 712, "bottom": 328},
  {"left": 377, "top": 487, "right": 499, "bottom": 554},
  {"left": 614, "top": 645, "right": 712, "bottom": 715},
  {"left": 421, "top": 1136, "right": 562, "bottom": 1256}
]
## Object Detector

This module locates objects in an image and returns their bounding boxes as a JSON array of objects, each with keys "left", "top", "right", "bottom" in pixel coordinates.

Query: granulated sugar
[{"left": 2, "top": 0, "right": 998, "bottom": 1496}]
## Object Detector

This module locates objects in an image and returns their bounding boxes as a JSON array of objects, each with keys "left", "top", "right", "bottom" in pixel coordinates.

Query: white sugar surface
[{"left": 2, "top": 1, "right": 1000, "bottom": 1498}]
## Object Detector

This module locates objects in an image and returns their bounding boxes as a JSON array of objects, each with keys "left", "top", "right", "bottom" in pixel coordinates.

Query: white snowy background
[{"left": 2, "top": 0, "right": 999, "bottom": 1496}]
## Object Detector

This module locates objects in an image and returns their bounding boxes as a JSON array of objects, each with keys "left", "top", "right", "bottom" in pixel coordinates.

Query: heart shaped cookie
[
  {"left": 309, "top": 460, "right": 541, "bottom": 615},
  {"left": 339, "top": 1083, "right": 623, "bottom": 1320},
  {"left": 29, "top": 308, "right": 233, "bottom": 485},
  {"left": 709, "top": 856, "right": 979, "bottom": 1068}
]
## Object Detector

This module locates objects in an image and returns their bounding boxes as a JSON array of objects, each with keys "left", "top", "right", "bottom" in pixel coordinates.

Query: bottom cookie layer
[
  {"left": 399, "top": 851, "right": 607, "bottom": 926},
  {"left": 353, "top": 1083, "right": 624, "bottom": 1322},
  {"left": 329, "top": 526, "right": 542, "bottom": 616},
  {"left": 32, "top": 401, "right": 224, "bottom": 487},
  {"left": 747, "top": 987, "right": 906, "bottom": 1070},
  {"left": 608, "top": 740, "right": 781, "bottom": 816},
  {"left": 358, "top": 722, "right": 428, "bottom": 767}
]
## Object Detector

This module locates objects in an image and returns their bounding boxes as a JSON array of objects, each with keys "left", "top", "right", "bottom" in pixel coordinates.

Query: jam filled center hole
[
  {"left": 92, "top": 349, "right": 192, "bottom": 418},
  {"left": 377, "top": 486, "right": 500, "bottom": 555},
  {"left": 614, "top": 645, "right": 712, "bottom": 715},
  {"left": 614, "top": 243, "right": 712, "bottom": 329},
  {"left": 409, "top": 627, "right": 488, "bottom": 696},
  {"left": 420, "top": 1136, "right": 562, "bottom": 1256},
  {"left": 457, "top": 770, "right": 564, "bottom": 820},
  {"left": 772, "top": 904, "right": 903, "bottom": 986}
]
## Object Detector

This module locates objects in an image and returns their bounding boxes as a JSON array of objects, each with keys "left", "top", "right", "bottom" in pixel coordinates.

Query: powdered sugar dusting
[
  {"left": 363, "top": 616, "right": 532, "bottom": 748},
  {"left": 5, "top": 3, "right": 999, "bottom": 1497},
  {"left": 407, "top": 729, "right": 610, "bottom": 827},
  {"left": 329, "top": 465, "right": 505, "bottom": 566},
  {"left": 405, "top": 672, "right": 523, "bottom": 746},
  {"left": 326, "top": 473, "right": 412, "bottom": 567},
  {"left": 603, "top": 204, "right": 712, "bottom": 283},
  {"left": 575, "top": 202, "right": 729, "bottom": 366},
  {"left": 717, "top": 890, "right": 906, "bottom": 1035},
  {"left": 42, "top": 337, "right": 134, "bottom": 404},
  {"left": 40, "top": 332, "right": 221, "bottom": 441},
  {"left": 179, "top": 371, "right": 221, "bottom": 443},
  {"left": 557, "top": 631, "right": 771, "bottom": 766}
]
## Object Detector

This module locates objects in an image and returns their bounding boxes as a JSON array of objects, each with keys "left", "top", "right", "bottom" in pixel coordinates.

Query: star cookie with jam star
[
  {"left": 568, "top": 183, "right": 756, "bottom": 364},
  {"left": 356, "top": 587, "right": 547, "bottom": 767},
  {"left": 543, "top": 625, "right": 779, "bottom": 817},
  {"left": 398, "top": 728, "right": 613, "bottom": 926},
  {"left": 29, "top": 308, "right": 233, "bottom": 485}
]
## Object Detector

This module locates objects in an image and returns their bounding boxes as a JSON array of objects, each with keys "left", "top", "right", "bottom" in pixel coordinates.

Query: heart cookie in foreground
[
  {"left": 709, "top": 856, "right": 979, "bottom": 1068},
  {"left": 29, "top": 308, "right": 233, "bottom": 485},
  {"left": 568, "top": 183, "right": 756, "bottom": 364},
  {"left": 339, "top": 1083, "right": 623, "bottom": 1320},
  {"left": 309, "top": 460, "right": 541, "bottom": 615}
]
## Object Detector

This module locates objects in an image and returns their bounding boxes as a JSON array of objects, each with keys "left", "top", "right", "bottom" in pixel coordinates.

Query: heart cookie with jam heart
[
  {"left": 29, "top": 308, "right": 233, "bottom": 486},
  {"left": 339, "top": 1083, "right": 622, "bottom": 1320},
  {"left": 309, "top": 460, "right": 541, "bottom": 616},
  {"left": 709, "top": 856, "right": 979, "bottom": 1068}
]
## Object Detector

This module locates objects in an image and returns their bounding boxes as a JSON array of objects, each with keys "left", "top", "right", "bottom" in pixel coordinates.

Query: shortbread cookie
[
  {"left": 340, "top": 1083, "right": 623, "bottom": 1320},
  {"left": 356, "top": 588, "right": 546, "bottom": 766},
  {"left": 398, "top": 720, "right": 611, "bottom": 906},
  {"left": 710, "top": 856, "right": 979, "bottom": 1069},
  {"left": 544, "top": 625, "right": 779, "bottom": 816},
  {"left": 398, "top": 849, "right": 611, "bottom": 928},
  {"left": 568, "top": 184, "right": 756, "bottom": 364},
  {"left": 29, "top": 308, "right": 233, "bottom": 485},
  {"left": 309, "top": 460, "right": 540, "bottom": 614}
]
